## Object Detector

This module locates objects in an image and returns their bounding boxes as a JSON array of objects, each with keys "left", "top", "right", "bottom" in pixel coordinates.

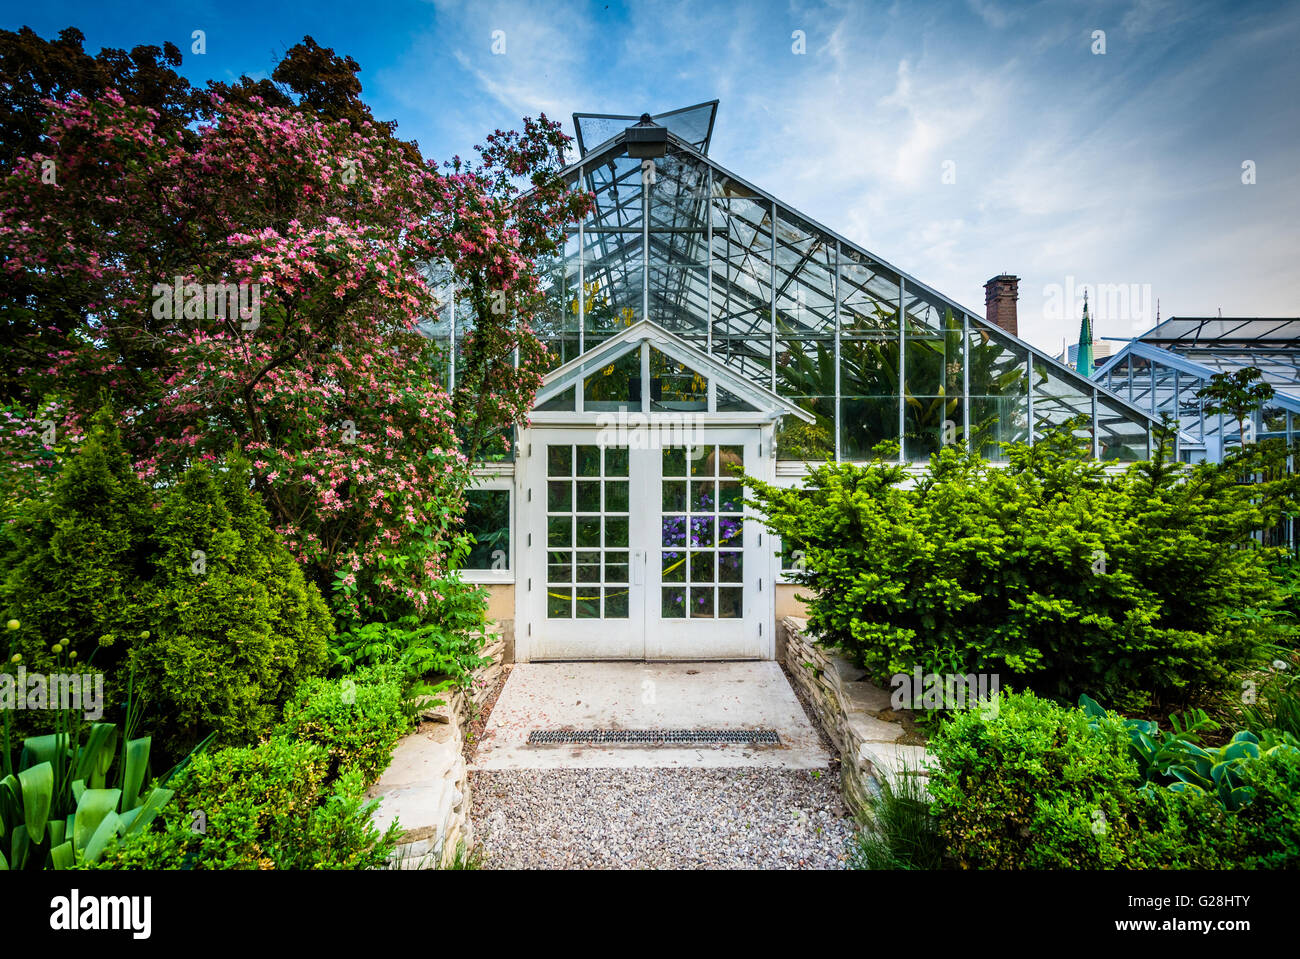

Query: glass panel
[
  {"left": 718, "top": 551, "right": 743, "bottom": 582},
  {"left": 718, "top": 514, "right": 743, "bottom": 549},
  {"left": 662, "top": 480, "right": 686, "bottom": 511},
  {"left": 584, "top": 349, "right": 642, "bottom": 411},
  {"left": 649, "top": 347, "right": 708, "bottom": 411},
  {"left": 575, "top": 480, "right": 601, "bottom": 512},
  {"left": 710, "top": 195, "right": 773, "bottom": 383},
  {"left": 576, "top": 517, "right": 601, "bottom": 547},
  {"left": 717, "top": 482, "right": 742, "bottom": 512},
  {"left": 547, "top": 444, "right": 572, "bottom": 476},
  {"left": 774, "top": 208, "right": 836, "bottom": 337},
  {"left": 691, "top": 480, "right": 716, "bottom": 512},
  {"left": 904, "top": 306, "right": 964, "bottom": 462},
  {"left": 689, "top": 587, "right": 715, "bottom": 617},
  {"left": 577, "top": 445, "right": 602, "bottom": 477},
  {"left": 716, "top": 386, "right": 757, "bottom": 412},
  {"left": 575, "top": 551, "right": 601, "bottom": 583},
  {"left": 547, "top": 551, "right": 572, "bottom": 583},
  {"left": 547, "top": 588, "right": 571, "bottom": 618},
  {"left": 464, "top": 488, "right": 510, "bottom": 570},
  {"left": 662, "top": 549, "right": 686, "bottom": 582},
  {"left": 840, "top": 396, "right": 898, "bottom": 460},
  {"left": 662, "top": 587, "right": 686, "bottom": 618},
  {"left": 1097, "top": 396, "right": 1149, "bottom": 461},
  {"left": 548, "top": 516, "right": 571, "bottom": 547},
  {"left": 662, "top": 446, "right": 686, "bottom": 476},
  {"left": 547, "top": 480, "right": 571, "bottom": 512},
  {"left": 718, "top": 587, "right": 743, "bottom": 618},
  {"left": 1033, "top": 359, "right": 1095, "bottom": 444},
  {"left": 840, "top": 248, "right": 900, "bottom": 337},
  {"left": 535, "top": 385, "right": 576, "bottom": 411},
  {"left": 779, "top": 397, "right": 835, "bottom": 459},
  {"left": 604, "top": 517, "right": 629, "bottom": 548},
  {"left": 839, "top": 333, "right": 901, "bottom": 460},
  {"left": 967, "top": 324, "right": 1029, "bottom": 462},
  {"left": 690, "top": 551, "right": 715, "bottom": 583},
  {"left": 605, "top": 480, "right": 629, "bottom": 512},
  {"left": 605, "top": 447, "right": 629, "bottom": 476},
  {"left": 604, "top": 588, "right": 629, "bottom": 618}
]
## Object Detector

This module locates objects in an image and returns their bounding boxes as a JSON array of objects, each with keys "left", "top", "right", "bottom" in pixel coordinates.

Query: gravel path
[{"left": 470, "top": 766, "right": 855, "bottom": 869}]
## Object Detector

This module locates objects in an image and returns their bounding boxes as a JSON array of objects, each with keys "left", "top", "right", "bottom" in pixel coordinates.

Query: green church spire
[{"left": 1077, "top": 290, "right": 1094, "bottom": 377}]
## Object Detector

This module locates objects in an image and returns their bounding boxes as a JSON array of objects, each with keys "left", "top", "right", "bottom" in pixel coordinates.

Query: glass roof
[
  {"left": 455, "top": 102, "right": 1157, "bottom": 462},
  {"left": 573, "top": 100, "right": 718, "bottom": 157},
  {"left": 1140, "top": 317, "right": 1300, "bottom": 343}
]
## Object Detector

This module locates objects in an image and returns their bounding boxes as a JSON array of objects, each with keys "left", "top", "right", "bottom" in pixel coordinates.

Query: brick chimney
[{"left": 984, "top": 274, "right": 1019, "bottom": 337}]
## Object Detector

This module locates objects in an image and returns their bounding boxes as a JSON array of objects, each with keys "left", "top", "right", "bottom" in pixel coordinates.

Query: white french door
[{"left": 521, "top": 427, "right": 767, "bottom": 660}]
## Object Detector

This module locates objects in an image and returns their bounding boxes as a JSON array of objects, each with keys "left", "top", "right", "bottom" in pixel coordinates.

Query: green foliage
[
  {"left": 927, "top": 691, "right": 1145, "bottom": 868},
  {"left": 0, "top": 711, "right": 190, "bottom": 870},
  {"left": 0, "top": 409, "right": 332, "bottom": 760},
  {"left": 275, "top": 667, "right": 410, "bottom": 788},
  {"left": 330, "top": 530, "right": 490, "bottom": 705},
  {"left": 744, "top": 419, "right": 1297, "bottom": 712},
  {"left": 849, "top": 764, "right": 945, "bottom": 870},
  {"left": 927, "top": 691, "right": 1299, "bottom": 869},
  {"left": 90, "top": 736, "right": 398, "bottom": 870},
  {"left": 1196, "top": 367, "right": 1275, "bottom": 444},
  {"left": 1080, "top": 693, "right": 1300, "bottom": 811}
]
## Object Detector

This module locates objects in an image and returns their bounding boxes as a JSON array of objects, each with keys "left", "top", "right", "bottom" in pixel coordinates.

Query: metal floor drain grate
[{"left": 528, "top": 728, "right": 781, "bottom": 746}]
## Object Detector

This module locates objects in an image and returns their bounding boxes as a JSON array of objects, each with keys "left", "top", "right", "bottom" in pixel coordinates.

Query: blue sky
[{"left": 5, "top": 0, "right": 1297, "bottom": 352}]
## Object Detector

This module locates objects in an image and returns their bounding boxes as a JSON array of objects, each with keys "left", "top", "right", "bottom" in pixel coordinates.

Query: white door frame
[{"left": 514, "top": 421, "right": 777, "bottom": 662}]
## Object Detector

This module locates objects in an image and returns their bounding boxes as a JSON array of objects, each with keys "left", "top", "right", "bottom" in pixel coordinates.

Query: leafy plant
[
  {"left": 0, "top": 677, "right": 210, "bottom": 870},
  {"left": 1080, "top": 694, "right": 1300, "bottom": 811},
  {"left": 0, "top": 411, "right": 332, "bottom": 761},
  {"left": 850, "top": 763, "right": 944, "bottom": 870},
  {"left": 275, "top": 667, "right": 410, "bottom": 787}
]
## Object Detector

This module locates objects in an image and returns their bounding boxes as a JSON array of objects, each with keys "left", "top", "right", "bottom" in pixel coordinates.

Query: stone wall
[
  {"left": 368, "top": 629, "right": 505, "bottom": 869},
  {"left": 781, "top": 616, "right": 932, "bottom": 818}
]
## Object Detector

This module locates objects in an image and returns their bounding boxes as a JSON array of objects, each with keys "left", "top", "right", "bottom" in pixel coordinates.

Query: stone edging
[
  {"left": 367, "top": 629, "right": 505, "bottom": 869},
  {"left": 780, "top": 617, "right": 933, "bottom": 818}
]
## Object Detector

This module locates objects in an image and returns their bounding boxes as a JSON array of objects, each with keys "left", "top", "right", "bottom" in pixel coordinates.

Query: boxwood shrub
[
  {"left": 276, "top": 665, "right": 410, "bottom": 787},
  {"left": 91, "top": 736, "right": 399, "bottom": 870}
]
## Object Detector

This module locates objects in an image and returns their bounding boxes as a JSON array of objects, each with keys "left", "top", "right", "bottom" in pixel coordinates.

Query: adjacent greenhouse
[{"left": 1095, "top": 316, "right": 1300, "bottom": 463}]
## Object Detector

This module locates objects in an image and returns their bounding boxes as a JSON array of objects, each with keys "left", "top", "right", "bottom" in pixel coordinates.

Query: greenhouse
[
  {"left": 445, "top": 101, "right": 1158, "bottom": 660},
  {"left": 1094, "top": 316, "right": 1300, "bottom": 463}
]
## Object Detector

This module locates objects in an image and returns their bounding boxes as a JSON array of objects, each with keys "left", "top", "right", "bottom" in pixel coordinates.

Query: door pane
[
  {"left": 546, "top": 442, "right": 631, "bottom": 619},
  {"left": 660, "top": 443, "right": 744, "bottom": 621}
]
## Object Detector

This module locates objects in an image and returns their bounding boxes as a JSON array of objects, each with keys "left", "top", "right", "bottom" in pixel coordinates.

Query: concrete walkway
[{"left": 471, "top": 661, "right": 830, "bottom": 770}]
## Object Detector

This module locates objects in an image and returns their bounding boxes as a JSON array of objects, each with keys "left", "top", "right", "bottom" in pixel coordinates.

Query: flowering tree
[{"left": 0, "top": 81, "right": 589, "bottom": 620}]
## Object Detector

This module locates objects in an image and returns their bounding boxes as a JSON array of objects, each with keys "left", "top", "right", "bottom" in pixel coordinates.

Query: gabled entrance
[{"left": 514, "top": 322, "right": 813, "bottom": 662}]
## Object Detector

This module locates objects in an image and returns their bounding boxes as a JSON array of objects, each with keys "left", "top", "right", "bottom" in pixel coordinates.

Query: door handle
[{"left": 633, "top": 550, "right": 644, "bottom": 585}]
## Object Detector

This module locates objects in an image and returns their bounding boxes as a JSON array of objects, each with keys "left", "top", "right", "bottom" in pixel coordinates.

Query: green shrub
[
  {"left": 927, "top": 691, "right": 1300, "bottom": 869},
  {"left": 744, "top": 422, "right": 1293, "bottom": 712},
  {"left": 275, "top": 666, "right": 410, "bottom": 787},
  {"left": 0, "top": 409, "right": 332, "bottom": 759},
  {"left": 927, "top": 691, "right": 1146, "bottom": 868},
  {"left": 131, "top": 458, "right": 331, "bottom": 757},
  {"left": 90, "top": 736, "right": 398, "bottom": 870}
]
